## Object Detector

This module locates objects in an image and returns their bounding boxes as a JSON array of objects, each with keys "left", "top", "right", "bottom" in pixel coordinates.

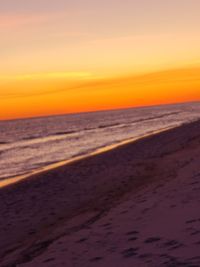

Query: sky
[{"left": 0, "top": 0, "right": 200, "bottom": 120}]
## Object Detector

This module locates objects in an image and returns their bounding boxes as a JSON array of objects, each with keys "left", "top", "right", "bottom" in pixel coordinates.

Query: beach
[{"left": 1, "top": 119, "right": 200, "bottom": 267}]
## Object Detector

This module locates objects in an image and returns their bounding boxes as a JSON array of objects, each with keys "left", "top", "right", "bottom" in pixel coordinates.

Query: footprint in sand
[
  {"left": 144, "top": 237, "right": 161, "bottom": 244},
  {"left": 121, "top": 247, "right": 139, "bottom": 258}
]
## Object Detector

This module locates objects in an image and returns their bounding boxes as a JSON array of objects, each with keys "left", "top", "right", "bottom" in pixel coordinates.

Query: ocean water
[{"left": 0, "top": 102, "right": 200, "bottom": 181}]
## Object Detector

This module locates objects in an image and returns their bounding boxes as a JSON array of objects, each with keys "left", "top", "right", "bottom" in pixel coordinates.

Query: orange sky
[{"left": 0, "top": 0, "right": 200, "bottom": 120}]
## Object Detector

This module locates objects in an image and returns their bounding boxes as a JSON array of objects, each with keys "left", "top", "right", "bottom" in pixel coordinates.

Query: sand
[{"left": 0, "top": 120, "right": 200, "bottom": 266}]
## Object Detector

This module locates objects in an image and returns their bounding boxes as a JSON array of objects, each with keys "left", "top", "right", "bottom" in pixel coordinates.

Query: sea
[{"left": 0, "top": 102, "right": 200, "bottom": 181}]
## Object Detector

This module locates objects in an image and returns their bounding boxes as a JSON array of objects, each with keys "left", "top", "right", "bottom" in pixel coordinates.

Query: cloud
[
  {"left": 0, "top": 71, "right": 93, "bottom": 81},
  {"left": 0, "top": 71, "right": 96, "bottom": 99},
  {"left": 0, "top": 12, "right": 61, "bottom": 31},
  {"left": 1, "top": 67, "right": 200, "bottom": 101}
]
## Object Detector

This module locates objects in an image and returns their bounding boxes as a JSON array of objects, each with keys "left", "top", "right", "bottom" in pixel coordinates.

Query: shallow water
[{"left": 0, "top": 102, "right": 200, "bottom": 180}]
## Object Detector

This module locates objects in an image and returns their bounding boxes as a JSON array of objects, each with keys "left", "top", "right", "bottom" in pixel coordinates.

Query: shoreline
[
  {"left": 0, "top": 124, "right": 183, "bottom": 188},
  {"left": 1, "top": 119, "right": 200, "bottom": 266}
]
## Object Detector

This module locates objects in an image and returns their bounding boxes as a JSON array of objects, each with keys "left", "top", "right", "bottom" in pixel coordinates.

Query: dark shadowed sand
[{"left": 1, "top": 120, "right": 200, "bottom": 267}]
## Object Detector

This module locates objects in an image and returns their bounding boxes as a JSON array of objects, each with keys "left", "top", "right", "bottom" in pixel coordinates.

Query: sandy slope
[{"left": 1, "top": 120, "right": 200, "bottom": 266}]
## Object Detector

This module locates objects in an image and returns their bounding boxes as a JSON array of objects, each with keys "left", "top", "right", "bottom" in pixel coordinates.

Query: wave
[
  {"left": 22, "top": 130, "right": 77, "bottom": 141},
  {"left": 11, "top": 111, "right": 184, "bottom": 146},
  {"left": 98, "top": 123, "right": 121, "bottom": 129},
  {"left": 0, "top": 141, "right": 9, "bottom": 144},
  {"left": 53, "top": 130, "right": 77, "bottom": 136},
  {"left": 130, "top": 111, "right": 182, "bottom": 125},
  {"left": 22, "top": 135, "right": 41, "bottom": 141}
]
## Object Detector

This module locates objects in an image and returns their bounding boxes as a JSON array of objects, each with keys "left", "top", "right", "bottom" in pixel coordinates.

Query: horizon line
[{"left": 1, "top": 100, "right": 199, "bottom": 123}]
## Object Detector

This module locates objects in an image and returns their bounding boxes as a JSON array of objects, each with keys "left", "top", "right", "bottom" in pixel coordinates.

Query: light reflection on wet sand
[{"left": 0, "top": 126, "right": 175, "bottom": 188}]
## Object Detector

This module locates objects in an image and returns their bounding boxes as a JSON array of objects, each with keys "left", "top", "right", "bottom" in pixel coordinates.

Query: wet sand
[{"left": 1, "top": 120, "right": 200, "bottom": 266}]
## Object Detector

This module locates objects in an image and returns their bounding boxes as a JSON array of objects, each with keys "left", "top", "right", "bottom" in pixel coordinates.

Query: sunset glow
[{"left": 1, "top": 0, "right": 200, "bottom": 120}]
